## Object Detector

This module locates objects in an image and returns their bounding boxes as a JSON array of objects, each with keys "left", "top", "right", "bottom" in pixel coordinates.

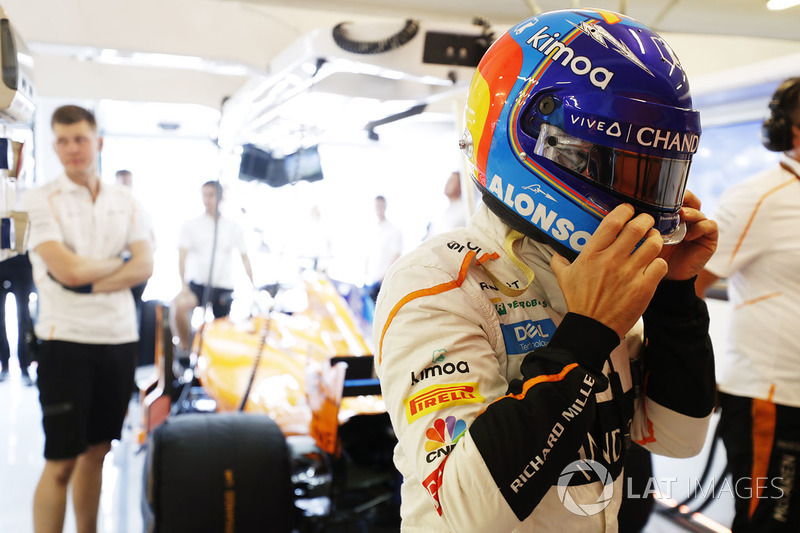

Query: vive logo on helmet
[
  {"left": 525, "top": 25, "right": 614, "bottom": 90},
  {"left": 568, "top": 114, "right": 700, "bottom": 154}
]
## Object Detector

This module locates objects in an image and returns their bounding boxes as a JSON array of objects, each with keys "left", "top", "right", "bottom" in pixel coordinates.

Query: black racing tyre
[{"left": 142, "top": 413, "right": 294, "bottom": 532}]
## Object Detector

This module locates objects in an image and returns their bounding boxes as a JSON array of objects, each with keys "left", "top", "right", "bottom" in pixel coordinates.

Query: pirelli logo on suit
[{"left": 404, "top": 383, "right": 485, "bottom": 423}]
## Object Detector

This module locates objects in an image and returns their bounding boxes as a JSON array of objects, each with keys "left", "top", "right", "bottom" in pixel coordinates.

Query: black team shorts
[
  {"left": 188, "top": 281, "right": 234, "bottom": 319},
  {"left": 37, "top": 340, "right": 137, "bottom": 460}
]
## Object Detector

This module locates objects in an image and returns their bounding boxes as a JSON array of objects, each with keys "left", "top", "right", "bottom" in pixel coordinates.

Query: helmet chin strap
[
  {"left": 479, "top": 229, "right": 536, "bottom": 297},
  {"left": 482, "top": 191, "right": 580, "bottom": 262}
]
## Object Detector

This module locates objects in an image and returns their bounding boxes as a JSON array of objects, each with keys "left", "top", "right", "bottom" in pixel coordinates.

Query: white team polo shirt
[
  {"left": 178, "top": 214, "right": 247, "bottom": 290},
  {"left": 21, "top": 174, "right": 150, "bottom": 344},
  {"left": 365, "top": 219, "right": 403, "bottom": 285},
  {"left": 705, "top": 156, "right": 800, "bottom": 407}
]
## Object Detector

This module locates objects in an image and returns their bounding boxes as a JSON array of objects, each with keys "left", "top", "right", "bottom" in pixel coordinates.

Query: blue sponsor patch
[{"left": 501, "top": 319, "right": 557, "bottom": 355}]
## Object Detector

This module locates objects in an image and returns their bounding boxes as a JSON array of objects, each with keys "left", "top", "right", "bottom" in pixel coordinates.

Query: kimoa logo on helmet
[{"left": 525, "top": 25, "right": 614, "bottom": 90}]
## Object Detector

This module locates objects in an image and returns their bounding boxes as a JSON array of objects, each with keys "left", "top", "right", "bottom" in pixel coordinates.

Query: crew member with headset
[
  {"left": 697, "top": 77, "right": 800, "bottom": 531},
  {"left": 171, "top": 180, "right": 253, "bottom": 362}
]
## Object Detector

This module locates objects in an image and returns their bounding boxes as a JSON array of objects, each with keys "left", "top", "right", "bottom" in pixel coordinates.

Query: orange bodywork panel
[{"left": 195, "top": 271, "right": 384, "bottom": 438}]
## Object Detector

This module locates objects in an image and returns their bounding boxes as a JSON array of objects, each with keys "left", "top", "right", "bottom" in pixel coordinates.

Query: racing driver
[{"left": 373, "top": 8, "right": 718, "bottom": 532}]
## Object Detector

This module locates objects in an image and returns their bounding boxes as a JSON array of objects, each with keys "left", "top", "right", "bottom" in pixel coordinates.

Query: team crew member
[
  {"left": 696, "top": 77, "right": 800, "bottom": 531},
  {"left": 22, "top": 105, "right": 153, "bottom": 533},
  {"left": 374, "top": 10, "right": 718, "bottom": 531},
  {"left": 365, "top": 195, "right": 403, "bottom": 303},
  {"left": 171, "top": 180, "right": 253, "bottom": 356}
]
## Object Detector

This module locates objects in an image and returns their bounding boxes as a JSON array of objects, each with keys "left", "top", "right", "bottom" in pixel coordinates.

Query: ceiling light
[
  {"left": 766, "top": 0, "right": 800, "bottom": 10},
  {"left": 28, "top": 43, "right": 261, "bottom": 77}
]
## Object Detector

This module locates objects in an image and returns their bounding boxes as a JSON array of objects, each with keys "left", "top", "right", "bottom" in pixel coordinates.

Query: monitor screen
[
  {"left": 238, "top": 144, "right": 323, "bottom": 187},
  {"left": 284, "top": 145, "right": 324, "bottom": 185},
  {"left": 238, "top": 143, "right": 288, "bottom": 187},
  {"left": 238, "top": 144, "right": 269, "bottom": 182}
]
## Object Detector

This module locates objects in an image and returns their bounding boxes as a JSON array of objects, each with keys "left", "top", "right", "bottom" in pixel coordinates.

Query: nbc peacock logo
[{"left": 425, "top": 416, "right": 467, "bottom": 463}]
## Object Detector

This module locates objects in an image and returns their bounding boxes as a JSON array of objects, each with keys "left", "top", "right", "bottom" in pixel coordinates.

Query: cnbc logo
[{"left": 425, "top": 416, "right": 467, "bottom": 463}]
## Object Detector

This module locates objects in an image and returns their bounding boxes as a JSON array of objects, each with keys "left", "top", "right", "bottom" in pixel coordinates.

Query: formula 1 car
[{"left": 140, "top": 271, "right": 399, "bottom": 532}]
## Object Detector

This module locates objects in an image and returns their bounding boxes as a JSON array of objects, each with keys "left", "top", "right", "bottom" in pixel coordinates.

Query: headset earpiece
[{"left": 762, "top": 78, "right": 800, "bottom": 152}]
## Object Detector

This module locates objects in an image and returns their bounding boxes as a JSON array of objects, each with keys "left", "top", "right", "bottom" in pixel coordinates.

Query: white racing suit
[{"left": 373, "top": 205, "right": 715, "bottom": 532}]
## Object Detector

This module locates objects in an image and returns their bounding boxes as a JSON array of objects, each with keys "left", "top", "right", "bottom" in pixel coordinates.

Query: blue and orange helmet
[{"left": 462, "top": 9, "right": 701, "bottom": 259}]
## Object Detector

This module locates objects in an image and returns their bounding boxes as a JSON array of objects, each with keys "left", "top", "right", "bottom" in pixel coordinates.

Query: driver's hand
[
  {"left": 551, "top": 203, "right": 667, "bottom": 339},
  {"left": 659, "top": 190, "right": 718, "bottom": 281}
]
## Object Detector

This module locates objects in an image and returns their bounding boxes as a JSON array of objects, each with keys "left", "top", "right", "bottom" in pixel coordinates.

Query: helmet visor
[{"left": 533, "top": 123, "right": 691, "bottom": 210}]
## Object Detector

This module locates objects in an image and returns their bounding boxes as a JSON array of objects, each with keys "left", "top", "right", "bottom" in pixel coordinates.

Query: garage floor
[{"left": 0, "top": 362, "right": 145, "bottom": 533}]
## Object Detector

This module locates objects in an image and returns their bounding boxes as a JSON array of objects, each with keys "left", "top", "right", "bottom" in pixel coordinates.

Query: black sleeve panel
[
  {"left": 641, "top": 277, "right": 716, "bottom": 418},
  {"left": 545, "top": 313, "right": 619, "bottom": 380},
  {"left": 469, "top": 313, "right": 618, "bottom": 521}
]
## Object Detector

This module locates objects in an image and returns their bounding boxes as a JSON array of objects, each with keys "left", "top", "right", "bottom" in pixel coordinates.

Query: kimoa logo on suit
[{"left": 411, "top": 360, "right": 470, "bottom": 386}]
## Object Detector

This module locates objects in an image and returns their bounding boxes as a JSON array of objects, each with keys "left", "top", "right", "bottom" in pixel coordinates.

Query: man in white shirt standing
[
  {"left": 22, "top": 105, "right": 153, "bottom": 533},
  {"left": 425, "top": 171, "right": 468, "bottom": 239},
  {"left": 365, "top": 195, "right": 403, "bottom": 303},
  {"left": 697, "top": 77, "right": 800, "bottom": 531},
  {"left": 171, "top": 181, "right": 253, "bottom": 356}
]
